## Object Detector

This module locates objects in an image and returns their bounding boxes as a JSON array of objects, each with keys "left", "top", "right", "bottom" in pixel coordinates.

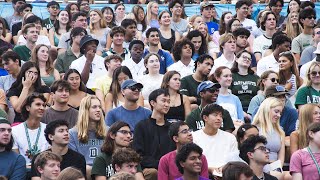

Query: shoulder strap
[
  {"left": 180, "top": 94, "right": 184, "bottom": 104},
  {"left": 307, "top": 147, "right": 320, "bottom": 176}
]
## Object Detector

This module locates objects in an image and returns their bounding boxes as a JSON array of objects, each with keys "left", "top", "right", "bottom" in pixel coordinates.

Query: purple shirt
[
  {"left": 290, "top": 149, "right": 320, "bottom": 180},
  {"left": 175, "top": 176, "right": 210, "bottom": 180}
]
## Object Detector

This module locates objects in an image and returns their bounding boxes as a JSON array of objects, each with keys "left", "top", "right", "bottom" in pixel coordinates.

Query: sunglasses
[
  {"left": 310, "top": 71, "right": 320, "bottom": 77},
  {"left": 267, "top": 78, "right": 279, "bottom": 83},
  {"left": 204, "top": 87, "right": 219, "bottom": 93},
  {"left": 127, "top": 86, "right": 142, "bottom": 92},
  {"left": 253, "top": 146, "right": 270, "bottom": 153},
  {"left": 117, "top": 130, "right": 132, "bottom": 136},
  {"left": 306, "top": 16, "right": 316, "bottom": 20}
]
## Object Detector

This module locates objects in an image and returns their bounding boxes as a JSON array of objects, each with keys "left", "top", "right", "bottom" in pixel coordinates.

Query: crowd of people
[{"left": 1, "top": 0, "right": 320, "bottom": 179}]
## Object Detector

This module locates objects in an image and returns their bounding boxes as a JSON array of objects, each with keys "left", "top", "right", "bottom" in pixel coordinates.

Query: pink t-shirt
[
  {"left": 290, "top": 149, "right": 320, "bottom": 180},
  {"left": 158, "top": 150, "right": 209, "bottom": 180}
]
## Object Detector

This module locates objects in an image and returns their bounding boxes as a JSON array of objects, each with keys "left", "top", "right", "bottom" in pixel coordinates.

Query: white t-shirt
[
  {"left": 167, "top": 60, "right": 195, "bottom": 78},
  {"left": 241, "top": 18, "right": 258, "bottom": 37},
  {"left": 17, "top": 35, "right": 51, "bottom": 46},
  {"left": 253, "top": 34, "right": 272, "bottom": 56},
  {"left": 70, "top": 54, "right": 107, "bottom": 89},
  {"left": 122, "top": 58, "right": 146, "bottom": 81},
  {"left": 138, "top": 74, "right": 163, "bottom": 100},
  {"left": 192, "top": 129, "right": 238, "bottom": 168},
  {"left": 12, "top": 122, "right": 49, "bottom": 165},
  {"left": 256, "top": 54, "right": 279, "bottom": 76},
  {"left": 300, "top": 58, "right": 315, "bottom": 79},
  {"left": 210, "top": 54, "right": 235, "bottom": 75}
]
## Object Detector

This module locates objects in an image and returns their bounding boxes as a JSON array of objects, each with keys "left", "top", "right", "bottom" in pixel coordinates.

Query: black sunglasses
[
  {"left": 127, "top": 86, "right": 142, "bottom": 92},
  {"left": 267, "top": 78, "right": 279, "bottom": 83}
]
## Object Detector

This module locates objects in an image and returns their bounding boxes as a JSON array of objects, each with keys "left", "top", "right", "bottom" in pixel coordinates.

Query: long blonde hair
[
  {"left": 89, "top": 9, "right": 107, "bottom": 33},
  {"left": 297, "top": 104, "right": 320, "bottom": 149},
  {"left": 305, "top": 61, "right": 320, "bottom": 86},
  {"left": 252, "top": 97, "right": 285, "bottom": 139},
  {"left": 285, "top": 12, "right": 303, "bottom": 40},
  {"left": 146, "top": 2, "right": 158, "bottom": 25},
  {"left": 76, "top": 95, "right": 107, "bottom": 143}
]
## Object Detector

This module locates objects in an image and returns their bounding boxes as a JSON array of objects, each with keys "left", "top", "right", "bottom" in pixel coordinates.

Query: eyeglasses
[
  {"left": 306, "top": 16, "right": 316, "bottom": 20},
  {"left": 204, "top": 87, "right": 219, "bottom": 93},
  {"left": 267, "top": 78, "right": 279, "bottom": 83},
  {"left": 310, "top": 71, "right": 320, "bottom": 77},
  {"left": 253, "top": 146, "right": 270, "bottom": 153},
  {"left": 127, "top": 86, "right": 142, "bottom": 92},
  {"left": 241, "top": 55, "right": 252, "bottom": 61},
  {"left": 117, "top": 130, "right": 133, "bottom": 136},
  {"left": 178, "top": 129, "right": 193, "bottom": 134}
]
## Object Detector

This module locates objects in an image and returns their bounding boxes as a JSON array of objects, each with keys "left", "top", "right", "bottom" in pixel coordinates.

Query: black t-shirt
[
  {"left": 30, "top": 148, "right": 86, "bottom": 177},
  {"left": 253, "top": 173, "right": 278, "bottom": 180},
  {"left": 7, "top": 86, "right": 50, "bottom": 122}
]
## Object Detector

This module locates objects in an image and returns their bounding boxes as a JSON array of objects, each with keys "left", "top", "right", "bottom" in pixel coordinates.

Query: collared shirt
[
  {"left": 55, "top": 48, "right": 82, "bottom": 73},
  {"left": 256, "top": 54, "right": 279, "bottom": 76},
  {"left": 70, "top": 54, "right": 107, "bottom": 89},
  {"left": 167, "top": 60, "right": 195, "bottom": 78},
  {"left": 103, "top": 48, "right": 131, "bottom": 62},
  {"left": 210, "top": 54, "right": 235, "bottom": 75},
  {"left": 122, "top": 58, "right": 146, "bottom": 81}
]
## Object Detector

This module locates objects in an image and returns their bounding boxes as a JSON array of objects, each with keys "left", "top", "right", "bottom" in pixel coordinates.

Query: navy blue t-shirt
[{"left": 143, "top": 49, "right": 174, "bottom": 74}]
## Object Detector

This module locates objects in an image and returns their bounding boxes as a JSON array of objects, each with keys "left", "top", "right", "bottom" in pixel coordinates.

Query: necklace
[{"left": 170, "top": 93, "right": 178, "bottom": 106}]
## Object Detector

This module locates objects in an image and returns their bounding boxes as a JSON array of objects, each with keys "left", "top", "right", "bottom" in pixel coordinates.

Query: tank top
[
  {"left": 54, "top": 32, "right": 59, "bottom": 47},
  {"left": 165, "top": 94, "right": 185, "bottom": 123},
  {"left": 41, "top": 74, "right": 55, "bottom": 87},
  {"left": 159, "top": 29, "right": 175, "bottom": 52}
]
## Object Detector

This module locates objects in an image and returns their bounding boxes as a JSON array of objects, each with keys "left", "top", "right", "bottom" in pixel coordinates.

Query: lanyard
[
  {"left": 24, "top": 122, "right": 41, "bottom": 159},
  {"left": 307, "top": 147, "right": 320, "bottom": 176}
]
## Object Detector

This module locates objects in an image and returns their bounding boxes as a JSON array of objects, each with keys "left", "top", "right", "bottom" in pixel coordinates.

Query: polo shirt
[
  {"left": 55, "top": 48, "right": 82, "bottom": 73},
  {"left": 102, "top": 48, "right": 131, "bottom": 61},
  {"left": 253, "top": 34, "right": 272, "bottom": 56},
  {"left": 143, "top": 49, "right": 174, "bottom": 74},
  {"left": 210, "top": 54, "right": 235, "bottom": 75},
  {"left": 167, "top": 60, "right": 195, "bottom": 78},
  {"left": 13, "top": 45, "right": 31, "bottom": 62},
  {"left": 256, "top": 54, "right": 279, "bottom": 76},
  {"left": 121, "top": 58, "right": 145, "bottom": 81},
  {"left": 70, "top": 54, "right": 107, "bottom": 89}
]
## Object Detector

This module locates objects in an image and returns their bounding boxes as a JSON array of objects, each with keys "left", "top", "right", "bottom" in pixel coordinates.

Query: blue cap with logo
[
  {"left": 121, "top": 79, "right": 143, "bottom": 90},
  {"left": 197, "top": 81, "right": 221, "bottom": 95}
]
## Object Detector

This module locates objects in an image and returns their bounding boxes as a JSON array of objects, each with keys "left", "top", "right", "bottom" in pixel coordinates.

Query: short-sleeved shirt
[
  {"left": 41, "top": 107, "right": 79, "bottom": 128},
  {"left": 300, "top": 45, "right": 316, "bottom": 66},
  {"left": 180, "top": 75, "right": 202, "bottom": 105},
  {"left": 185, "top": 106, "right": 235, "bottom": 132},
  {"left": 290, "top": 149, "right": 320, "bottom": 180},
  {"left": 167, "top": 60, "right": 195, "bottom": 78},
  {"left": 13, "top": 45, "right": 31, "bottom": 62},
  {"left": 253, "top": 34, "right": 272, "bottom": 56},
  {"left": 291, "top": 33, "right": 313, "bottom": 55},
  {"left": 295, "top": 86, "right": 320, "bottom": 107},
  {"left": 170, "top": 18, "right": 189, "bottom": 35},
  {"left": 143, "top": 49, "right": 174, "bottom": 74},
  {"left": 206, "top": 21, "right": 219, "bottom": 35},
  {"left": 55, "top": 48, "right": 82, "bottom": 73},
  {"left": 256, "top": 54, "right": 279, "bottom": 76},
  {"left": 94, "top": 75, "right": 112, "bottom": 97}
]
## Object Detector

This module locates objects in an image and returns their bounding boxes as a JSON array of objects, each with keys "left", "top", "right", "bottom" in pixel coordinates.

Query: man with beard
[
  {"left": 158, "top": 121, "right": 209, "bottom": 180},
  {"left": 70, "top": 35, "right": 107, "bottom": 90},
  {"left": 106, "top": 79, "right": 152, "bottom": 131},
  {"left": 133, "top": 88, "right": 175, "bottom": 180},
  {"left": 143, "top": 28, "right": 174, "bottom": 75},
  {"left": 122, "top": 40, "right": 145, "bottom": 80},
  {"left": 30, "top": 120, "right": 86, "bottom": 180},
  {"left": 233, "top": 28, "right": 257, "bottom": 71},
  {"left": 186, "top": 81, "right": 234, "bottom": 132},
  {"left": 0, "top": 118, "right": 26, "bottom": 179},
  {"left": 180, "top": 54, "right": 213, "bottom": 106},
  {"left": 41, "top": 80, "right": 78, "bottom": 127}
]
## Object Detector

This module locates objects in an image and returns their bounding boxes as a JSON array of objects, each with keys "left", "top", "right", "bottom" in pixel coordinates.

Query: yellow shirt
[{"left": 94, "top": 75, "right": 112, "bottom": 96}]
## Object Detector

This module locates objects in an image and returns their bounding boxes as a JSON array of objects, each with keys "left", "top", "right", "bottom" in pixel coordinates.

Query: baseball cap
[
  {"left": 0, "top": 117, "right": 11, "bottom": 125},
  {"left": 197, "top": 81, "right": 221, "bottom": 95},
  {"left": 47, "top": 1, "right": 60, "bottom": 8},
  {"left": 265, "top": 85, "right": 289, "bottom": 97},
  {"left": 121, "top": 79, "right": 143, "bottom": 90},
  {"left": 200, "top": 2, "right": 214, "bottom": 11}
]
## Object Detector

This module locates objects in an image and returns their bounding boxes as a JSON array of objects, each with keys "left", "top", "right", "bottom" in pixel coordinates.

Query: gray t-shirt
[
  {"left": 170, "top": 18, "right": 189, "bottom": 36},
  {"left": 291, "top": 33, "right": 313, "bottom": 55},
  {"left": 69, "top": 128, "right": 104, "bottom": 165},
  {"left": 300, "top": 45, "right": 316, "bottom": 65},
  {"left": 41, "top": 107, "right": 79, "bottom": 128},
  {"left": 5, "top": 15, "right": 22, "bottom": 31}
]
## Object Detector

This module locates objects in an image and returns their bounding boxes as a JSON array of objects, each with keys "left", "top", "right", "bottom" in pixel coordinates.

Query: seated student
[
  {"left": 240, "top": 135, "right": 278, "bottom": 180},
  {"left": 41, "top": 80, "right": 78, "bottom": 127},
  {"left": 70, "top": 35, "right": 107, "bottom": 90},
  {"left": 34, "top": 151, "right": 62, "bottom": 180},
  {"left": 290, "top": 122, "right": 320, "bottom": 179},
  {"left": 175, "top": 143, "right": 210, "bottom": 180},
  {"left": 192, "top": 104, "right": 238, "bottom": 174},
  {"left": 0, "top": 118, "right": 26, "bottom": 179},
  {"left": 106, "top": 79, "right": 151, "bottom": 131},
  {"left": 222, "top": 162, "right": 254, "bottom": 180},
  {"left": 158, "top": 121, "right": 209, "bottom": 180},
  {"left": 133, "top": 89, "right": 176, "bottom": 179},
  {"left": 109, "top": 172, "right": 135, "bottom": 180},
  {"left": 185, "top": 81, "right": 235, "bottom": 132},
  {"left": 111, "top": 148, "right": 141, "bottom": 175},
  {"left": 30, "top": 120, "right": 86, "bottom": 180},
  {"left": 12, "top": 94, "right": 49, "bottom": 166},
  {"left": 91, "top": 121, "right": 144, "bottom": 179}
]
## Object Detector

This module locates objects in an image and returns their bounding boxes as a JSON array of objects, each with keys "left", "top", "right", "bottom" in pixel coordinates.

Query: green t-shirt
[
  {"left": 180, "top": 75, "right": 202, "bottom": 105},
  {"left": 55, "top": 48, "right": 82, "bottom": 73},
  {"left": 230, "top": 73, "right": 259, "bottom": 112},
  {"left": 295, "top": 86, "right": 320, "bottom": 107},
  {"left": 13, "top": 45, "right": 31, "bottom": 62},
  {"left": 91, "top": 152, "right": 142, "bottom": 178},
  {"left": 185, "top": 106, "right": 235, "bottom": 132},
  {"left": 42, "top": 18, "right": 54, "bottom": 30}
]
